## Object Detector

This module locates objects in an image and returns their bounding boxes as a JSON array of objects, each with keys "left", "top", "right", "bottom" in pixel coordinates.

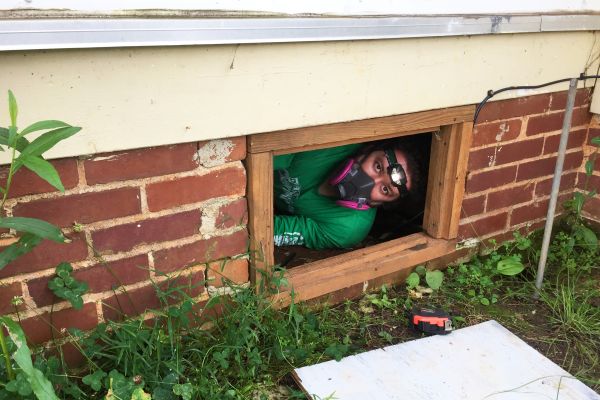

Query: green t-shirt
[{"left": 274, "top": 144, "right": 376, "bottom": 249}]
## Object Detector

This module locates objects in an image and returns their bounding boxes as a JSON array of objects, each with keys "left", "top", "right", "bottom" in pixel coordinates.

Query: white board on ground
[{"left": 293, "top": 320, "right": 599, "bottom": 399}]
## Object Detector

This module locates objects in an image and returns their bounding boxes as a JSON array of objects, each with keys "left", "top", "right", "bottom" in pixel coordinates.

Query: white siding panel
[{"left": 0, "top": 32, "right": 597, "bottom": 161}]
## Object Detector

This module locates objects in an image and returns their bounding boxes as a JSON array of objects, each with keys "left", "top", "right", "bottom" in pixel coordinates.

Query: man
[{"left": 274, "top": 137, "right": 425, "bottom": 250}]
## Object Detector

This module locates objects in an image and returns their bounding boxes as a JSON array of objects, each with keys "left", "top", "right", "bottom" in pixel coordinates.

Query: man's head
[
  {"left": 358, "top": 147, "right": 411, "bottom": 205},
  {"left": 329, "top": 137, "right": 426, "bottom": 210}
]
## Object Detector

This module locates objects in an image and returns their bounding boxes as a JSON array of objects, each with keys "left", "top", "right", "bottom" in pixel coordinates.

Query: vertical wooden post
[
  {"left": 246, "top": 151, "right": 275, "bottom": 286},
  {"left": 423, "top": 122, "right": 473, "bottom": 239},
  {"left": 447, "top": 122, "right": 473, "bottom": 238}
]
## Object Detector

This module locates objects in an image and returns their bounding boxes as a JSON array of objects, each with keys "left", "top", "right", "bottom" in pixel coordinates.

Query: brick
[
  {"left": 91, "top": 210, "right": 201, "bottom": 253},
  {"left": 146, "top": 165, "right": 246, "bottom": 212},
  {"left": 496, "top": 138, "right": 544, "bottom": 165},
  {"left": 543, "top": 129, "right": 587, "bottom": 155},
  {"left": 154, "top": 229, "right": 248, "bottom": 273},
  {"left": 477, "top": 93, "right": 551, "bottom": 123},
  {"left": 102, "top": 284, "right": 160, "bottom": 321},
  {"left": 206, "top": 259, "right": 249, "bottom": 287},
  {"left": 468, "top": 137, "right": 544, "bottom": 170},
  {"left": 25, "top": 277, "right": 55, "bottom": 309},
  {"left": 526, "top": 108, "right": 591, "bottom": 136},
  {"left": 0, "top": 282, "right": 24, "bottom": 314},
  {"left": 486, "top": 183, "right": 534, "bottom": 211},
  {"left": 13, "top": 188, "right": 141, "bottom": 228},
  {"left": 591, "top": 155, "right": 600, "bottom": 173},
  {"left": 589, "top": 128, "right": 600, "bottom": 145},
  {"left": 20, "top": 302, "right": 98, "bottom": 344},
  {"left": 577, "top": 172, "right": 600, "bottom": 192},
  {"left": 460, "top": 195, "right": 486, "bottom": 219},
  {"left": 0, "top": 232, "right": 88, "bottom": 279},
  {"left": 535, "top": 172, "right": 577, "bottom": 197},
  {"left": 0, "top": 158, "right": 78, "bottom": 198},
  {"left": 158, "top": 270, "right": 206, "bottom": 302},
  {"left": 510, "top": 200, "right": 550, "bottom": 226},
  {"left": 549, "top": 88, "right": 591, "bottom": 111},
  {"left": 27, "top": 255, "right": 150, "bottom": 308},
  {"left": 516, "top": 151, "right": 583, "bottom": 181},
  {"left": 216, "top": 198, "right": 248, "bottom": 229},
  {"left": 196, "top": 137, "right": 246, "bottom": 168},
  {"left": 56, "top": 341, "right": 86, "bottom": 367},
  {"left": 559, "top": 151, "right": 584, "bottom": 171},
  {"left": 77, "top": 255, "right": 150, "bottom": 293},
  {"left": 84, "top": 143, "right": 199, "bottom": 185},
  {"left": 467, "top": 147, "right": 496, "bottom": 170},
  {"left": 509, "top": 195, "right": 569, "bottom": 227},
  {"left": 465, "top": 166, "right": 517, "bottom": 194},
  {"left": 471, "top": 119, "right": 521, "bottom": 148},
  {"left": 458, "top": 212, "right": 508, "bottom": 239},
  {"left": 583, "top": 195, "right": 600, "bottom": 220}
]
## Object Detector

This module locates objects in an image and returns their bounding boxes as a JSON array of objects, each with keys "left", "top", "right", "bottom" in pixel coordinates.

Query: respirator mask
[{"left": 328, "top": 149, "right": 408, "bottom": 210}]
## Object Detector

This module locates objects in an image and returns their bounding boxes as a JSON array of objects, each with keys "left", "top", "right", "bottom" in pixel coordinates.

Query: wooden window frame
[{"left": 247, "top": 105, "right": 474, "bottom": 303}]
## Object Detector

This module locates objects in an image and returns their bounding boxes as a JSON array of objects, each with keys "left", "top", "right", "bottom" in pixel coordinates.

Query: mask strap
[{"left": 329, "top": 159, "right": 355, "bottom": 185}]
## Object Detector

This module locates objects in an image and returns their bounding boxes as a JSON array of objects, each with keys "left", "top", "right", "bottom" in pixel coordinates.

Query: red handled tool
[{"left": 408, "top": 307, "right": 453, "bottom": 335}]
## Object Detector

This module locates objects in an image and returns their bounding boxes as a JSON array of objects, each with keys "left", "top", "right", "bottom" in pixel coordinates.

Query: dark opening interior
[{"left": 274, "top": 132, "right": 433, "bottom": 268}]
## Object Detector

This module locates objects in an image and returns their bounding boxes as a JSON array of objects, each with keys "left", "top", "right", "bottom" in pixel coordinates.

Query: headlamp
[{"left": 384, "top": 149, "right": 408, "bottom": 197}]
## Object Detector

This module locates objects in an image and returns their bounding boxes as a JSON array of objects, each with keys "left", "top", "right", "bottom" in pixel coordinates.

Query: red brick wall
[
  {"left": 0, "top": 138, "right": 249, "bottom": 343},
  {"left": 1, "top": 89, "right": 598, "bottom": 341},
  {"left": 459, "top": 88, "right": 594, "bottom": 240}
]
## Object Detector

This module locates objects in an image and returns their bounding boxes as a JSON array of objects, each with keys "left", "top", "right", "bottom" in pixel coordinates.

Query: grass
[{"left": 1, "top": 222, "right": 598, "bottom": 399}]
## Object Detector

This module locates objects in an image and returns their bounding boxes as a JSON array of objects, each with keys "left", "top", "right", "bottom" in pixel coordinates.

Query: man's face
[{"left": 359, "top": 149, "right": 412, "bottom": 204}]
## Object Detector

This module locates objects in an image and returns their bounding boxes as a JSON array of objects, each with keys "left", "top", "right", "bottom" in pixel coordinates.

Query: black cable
[{"left": 474, "top": 73, "right": 600, "bottom": 124}]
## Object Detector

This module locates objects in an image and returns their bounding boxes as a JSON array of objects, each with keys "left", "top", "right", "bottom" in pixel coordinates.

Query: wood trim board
[
  {"left": 248, "top": 105, "right": 475, "bottom": 154},
  {"left": 246, "top": 151, "right": 275, "bottom": 284}
]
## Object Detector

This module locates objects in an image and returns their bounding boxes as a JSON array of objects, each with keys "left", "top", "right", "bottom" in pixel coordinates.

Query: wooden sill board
[
  {"left": 272, "top": 233, "right": 455, "bottom": 306},
  {"left": 293, "top": 320, "right": 600, "bottom": 400}
]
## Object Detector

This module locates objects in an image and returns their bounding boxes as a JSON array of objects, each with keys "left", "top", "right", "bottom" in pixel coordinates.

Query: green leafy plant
[
  {"left": 172, "top": 383, "right": 194, "bottom": 400},
  {"left": 0, "top": 91, "right": 82, "bottom": 400},
  {"left": 48, "top": 262, "right": 89, "bottom": 309},
  {"left": 444, "top": 232, "right": 528, "bottom": 306},
  {"left": 406, "top": 265, "right": 444, "bottom": 291},
  {"left": 365, "top": 284, "right": 399, "bottom": 310},
  {"left": 81, "top": 369, "right": 107, "bottom": 392},
  {"left": 0, "top": 90, "right": 81, "bottom": 269},
  {"left": 0, "top": 317, "right": 59, "bottom": 400},
  {"left": 562, "top": 136, "right": 599, "bottom": 252},
  {"left": 550, "top": 135, "right": 599, "bottom": 274}
]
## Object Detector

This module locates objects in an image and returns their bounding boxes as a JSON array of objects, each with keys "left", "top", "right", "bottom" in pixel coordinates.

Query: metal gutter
[{"left": 0, "top": 14, "right": 599, "bottom": 51}]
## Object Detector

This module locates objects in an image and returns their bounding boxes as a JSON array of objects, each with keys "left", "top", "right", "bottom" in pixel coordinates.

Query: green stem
[
  {"left": 583, "top": 149, "right": 597, "bottom": 193},
  {"left": 0, "top": 325, "right": 15, "bottom": 380},
  {"left": 0, "top": 138, "right": 18, "bottom": 213}
]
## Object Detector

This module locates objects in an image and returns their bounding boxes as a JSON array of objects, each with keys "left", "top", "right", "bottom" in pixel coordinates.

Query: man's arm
[{"left": 274, "top": 214, "right": 363, "bottom": 250}]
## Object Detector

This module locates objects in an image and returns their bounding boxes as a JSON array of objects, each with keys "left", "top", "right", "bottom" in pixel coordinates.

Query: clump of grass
[{"left": 539, "top": 272, "right": 600, "bottom": 339}]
